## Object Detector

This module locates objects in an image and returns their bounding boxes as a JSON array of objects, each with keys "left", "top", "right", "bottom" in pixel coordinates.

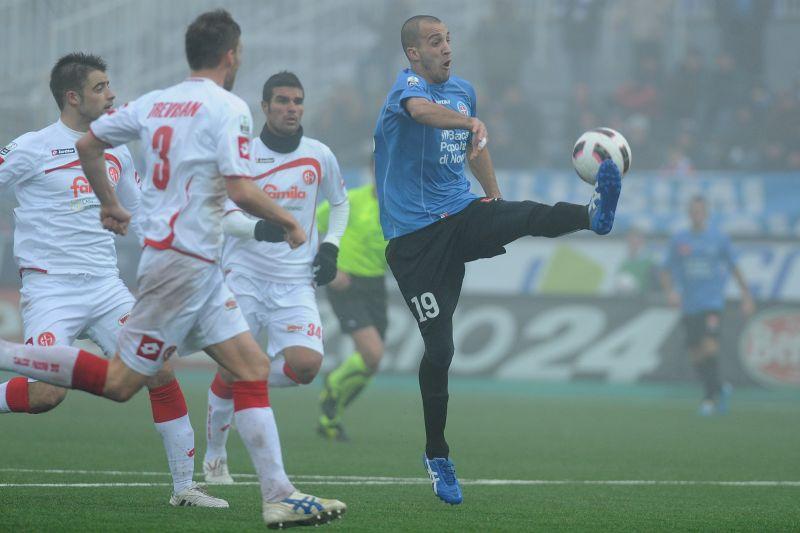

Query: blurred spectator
[
  {"left": 311, "top": 82, "right": 372, "bottom": 169},
  {"left": 614, "top": 227, "right": 657, "bottom": 294},
  {"left": 485, "top": 86, "right": 542, "bottom": 168},
  {"left": 474, "top": 0, "right": 532, "bottom": 97},
  {"left": 555, "top": 0, "right": 606, "bottom": 85},
  {"left": 665, "top": 48, "right": 709, "bottom": 131},
  {"left": 715, "top": 0, "right": 772, "bottom": 79}
]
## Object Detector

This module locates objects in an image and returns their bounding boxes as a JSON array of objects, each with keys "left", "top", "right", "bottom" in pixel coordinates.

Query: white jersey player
[
  {"left": 204, "top": 72, "right": 350, "bottom": 484},
  {"left": 0, "top": 11, "right": 345, "bottom": 528},
  {"left": 0, "top": 53, "right": 226, "bottom": 508}
]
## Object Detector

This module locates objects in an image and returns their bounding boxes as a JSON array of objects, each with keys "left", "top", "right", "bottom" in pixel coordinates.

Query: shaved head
[{"left": 401, "top": 15, "right": 442, "bottom": 59}]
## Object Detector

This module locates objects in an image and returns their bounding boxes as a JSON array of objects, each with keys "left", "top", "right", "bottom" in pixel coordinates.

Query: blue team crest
[
  {"left": 457, "top": 101, "right": 469, "bottom": 116},
  {"left": 407, "top": 75, "right": 421, "bottom": 87}
]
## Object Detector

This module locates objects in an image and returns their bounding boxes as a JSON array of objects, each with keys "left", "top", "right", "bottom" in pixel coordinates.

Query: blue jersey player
[
  {"left": 374, "top": 15, "right": 623, "bottom": 505},
  {"left": 661, "top": 195, "right": 754, "bottom": 416}
]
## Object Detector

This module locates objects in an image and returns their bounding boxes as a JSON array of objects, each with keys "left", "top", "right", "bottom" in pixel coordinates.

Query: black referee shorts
[
  {"left": 386, "top": 198, "right": 588, "bottom": 368},
  {"left": 326, "top": 275, "right": 388, "bottom": 339}
]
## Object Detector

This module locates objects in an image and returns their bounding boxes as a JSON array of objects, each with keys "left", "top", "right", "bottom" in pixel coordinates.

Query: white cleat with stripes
[
  {"left": 263, "top": 491, "right": 346, "bottom": 529},
  {"left": 203, "top": 457, "right": 235, "bottom": 485},
  {"left": 169, "top": 482, "right": 229, "bottom": 508}
]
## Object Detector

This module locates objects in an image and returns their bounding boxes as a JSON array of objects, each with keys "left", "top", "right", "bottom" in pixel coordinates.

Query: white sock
[
  {"left": 205, "top": 388, "right": 234, "bottom": 462},
  {"left": 154, "top": 415, "right": 196, "bottom": 494},
  {"left": 0, "top": 341, "right": 80, "bottom": 387},
  {"left": 235, "top": 406, "right": 295, "bottom": 502},
  {"left": 0, "top": 381, "right": 9, "bottom": 413},
  {"left": 268, "top": 355, "right": 299, "bottom": 388}
]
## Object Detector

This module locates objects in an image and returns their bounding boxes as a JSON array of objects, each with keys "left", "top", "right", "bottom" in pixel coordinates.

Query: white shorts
[
  {"left": 20, "top": 272, "right": 134, "bottom": 356},
  {"left": 118, "top": 248, "right": 249, "bottom": 376},
  {"left": 226, "top": 271, "right": 323, "bottom": 359}
]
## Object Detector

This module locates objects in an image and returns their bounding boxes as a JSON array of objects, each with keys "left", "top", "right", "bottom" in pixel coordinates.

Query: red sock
[
  {"left": 148, "top": 379, "right": 188, "bottom": 423},
  {"left": 71, "top": 350, "right": 108, "bottom": 396},
  {"left": 210, "top": 372, "right": 233, "bottom": 399},
  {"left": 6, "top": 377, "right": 30, "bottom": 413},
  {"left": 233, "top": 381, "right": 269, "bottom": 411}
]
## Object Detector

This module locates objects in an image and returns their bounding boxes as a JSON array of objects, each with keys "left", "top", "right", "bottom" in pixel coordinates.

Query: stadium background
[
  {"left": 0, "top": 2, "right": 799, "bottom": 530},
  {"left": 1, "top": 0, "right": 798, "bottom": 388}
]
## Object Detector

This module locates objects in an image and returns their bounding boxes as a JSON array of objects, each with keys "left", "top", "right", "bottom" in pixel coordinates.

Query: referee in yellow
[{"left": 317, "top": 183, "right": 388, "bottom": 441}]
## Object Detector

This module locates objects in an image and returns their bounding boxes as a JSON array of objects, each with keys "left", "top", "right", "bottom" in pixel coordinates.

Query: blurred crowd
[{"left": 309, "top": 0, "right": 800, "bottom": 173}]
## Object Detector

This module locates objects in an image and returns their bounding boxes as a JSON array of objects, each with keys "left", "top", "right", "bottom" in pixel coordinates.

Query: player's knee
[
  {"left": 28, "top": 384, "right": 68, "bottom": 413},
  {"left": 423, "top": 337, "right": 455, "bottom": 368},
  {"left": 361, "top": 347, "right": 384, "bottom": 373},
  {"left": 234, "top": 352, "right": 270, "bottom": 382},
  {"left": 285, "top": 350, "right": 322, "bottom": 384},
  {"left": 145, "top": 364, "right": 177, "bottom": 389},
  {"left": 701, "top": 337, "right": 719, "bottom": 356}
]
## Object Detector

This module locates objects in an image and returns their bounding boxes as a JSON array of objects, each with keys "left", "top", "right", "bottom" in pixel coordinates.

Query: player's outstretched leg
[
  {"left": 0, "top": 379, "right": 67, "bottom": 414},
  {"left": 588, "top": 159, "right": 622, "bottom": 235}
]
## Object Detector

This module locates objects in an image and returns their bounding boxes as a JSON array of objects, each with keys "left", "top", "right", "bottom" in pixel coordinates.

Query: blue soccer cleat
[
  {"left": 588, "top": 159, "right": 622, "bottom": 235},
  {"left": 423, "top": 455, "right": 463, "bottom": 505}
]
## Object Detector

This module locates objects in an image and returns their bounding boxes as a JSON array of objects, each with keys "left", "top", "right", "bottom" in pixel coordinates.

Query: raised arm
[{"left": 404, "top": 97, "right": 487, "bottom": 160}]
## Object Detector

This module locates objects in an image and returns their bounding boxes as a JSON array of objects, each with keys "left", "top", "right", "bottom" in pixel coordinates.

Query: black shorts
[
  {"left": 683, "top": 311, "right": 722, "bottom": 347},
  {"left": 326, "top": 275, "right": 388, "bottom": 339},
  {"left": 386, "top": 198, "right": 588, "bottom": 367}
]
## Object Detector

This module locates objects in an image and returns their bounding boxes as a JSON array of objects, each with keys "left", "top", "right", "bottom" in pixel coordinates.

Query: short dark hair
[
  {"left": 49, "top": 52, "right": 107, "bottom": 110},
  {"left": 185, "top": 9, "right": 241, "bottom": 70},
  {"left": 401, "top": 15, "right": 442, "bottom": 58},
  {"left": 262, "top": 71, "right": 304, "bottom": 102}
]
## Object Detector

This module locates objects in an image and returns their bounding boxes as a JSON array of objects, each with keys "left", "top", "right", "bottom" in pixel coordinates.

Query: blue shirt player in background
[
  {"left": 661, "top": 195, "right": 754, "bottom": 416},
  {"left": 375, "top": 15, "right": 622, "bottom": 505}
]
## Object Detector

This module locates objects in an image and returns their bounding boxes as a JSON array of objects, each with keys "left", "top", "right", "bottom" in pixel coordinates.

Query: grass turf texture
[{"left": 1, "top": 371, "right": 799, "bottom": 532}]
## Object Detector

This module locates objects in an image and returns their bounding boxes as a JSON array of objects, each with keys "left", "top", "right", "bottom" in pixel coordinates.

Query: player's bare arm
[
  {"left": 467, "top": 145, "right": 500, "bottom": 198},
  {"left": 76, "top": 132, "right": 131, "bottom": 235},
  {"left": 404, "top": 97, "right": 487, "bottom": 159},
  {"left": 225, "top": 176, "right": 306, "bottom": 248}
]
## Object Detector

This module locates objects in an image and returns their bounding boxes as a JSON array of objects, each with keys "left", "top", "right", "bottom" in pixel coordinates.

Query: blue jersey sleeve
[{"left": 398, "top": 73, "right": 432, "bottom": 116}]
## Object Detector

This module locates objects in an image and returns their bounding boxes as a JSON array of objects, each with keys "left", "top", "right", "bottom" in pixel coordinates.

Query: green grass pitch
[{"left": 1, "top": 370, "right": 799, "bottom": 532}]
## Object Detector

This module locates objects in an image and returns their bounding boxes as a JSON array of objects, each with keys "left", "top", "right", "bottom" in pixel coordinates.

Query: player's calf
[{"left": 27, "top": 381, "right": 68, "bottom": 413}]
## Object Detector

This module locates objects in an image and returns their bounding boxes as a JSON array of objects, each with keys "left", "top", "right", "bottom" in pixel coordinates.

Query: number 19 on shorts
[{"left": 410, "top": 292, "right": 439, "bottom": 323}]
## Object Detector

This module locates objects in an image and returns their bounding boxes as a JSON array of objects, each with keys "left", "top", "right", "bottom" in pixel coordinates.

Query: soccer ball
[{"left": 572, "top": 128, "right": 632, "bottom": 185}]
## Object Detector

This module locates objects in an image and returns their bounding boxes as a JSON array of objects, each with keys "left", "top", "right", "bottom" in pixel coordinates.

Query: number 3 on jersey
[
  {"left": 410, "top": 292, "right": 439, "bottom": 323},
  {"left": 152, "top": 126, "right": 173, "bottom": 190}
]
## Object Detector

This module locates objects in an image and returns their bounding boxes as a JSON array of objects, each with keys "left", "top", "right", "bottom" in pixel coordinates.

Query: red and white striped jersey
[
  {"left": 90, "top": 77, "right": 253, "bottom": 263},
  {"left": 0, "top": 120, "right": 140, "bottom": 276},
  {"left": 221, "top": 136, "right": 347, "bottom": 283}
]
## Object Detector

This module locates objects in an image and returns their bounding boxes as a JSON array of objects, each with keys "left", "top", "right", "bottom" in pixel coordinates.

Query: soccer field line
[{"left": 0, "top": 468, "right": 799, "bottom": 488}]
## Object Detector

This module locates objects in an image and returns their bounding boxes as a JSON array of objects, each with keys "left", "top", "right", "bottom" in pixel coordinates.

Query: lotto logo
[
  {"left": 302, "top": 169, "right": 316, "bottom": 185},
  {"left": 136, "top": 335, "right": 164, "bottom": 361},
  {"left": 238, "top": 136, "right": 250, "bottom": 160},
  {"left": 118, "top": 313, "right": 130, "bottom": 326},
  {"left": 286, "top": 324, "right": 304, "bottom": 333},
  {"left": 38, "top": 332, "right": 56, "bottom": 346}
]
